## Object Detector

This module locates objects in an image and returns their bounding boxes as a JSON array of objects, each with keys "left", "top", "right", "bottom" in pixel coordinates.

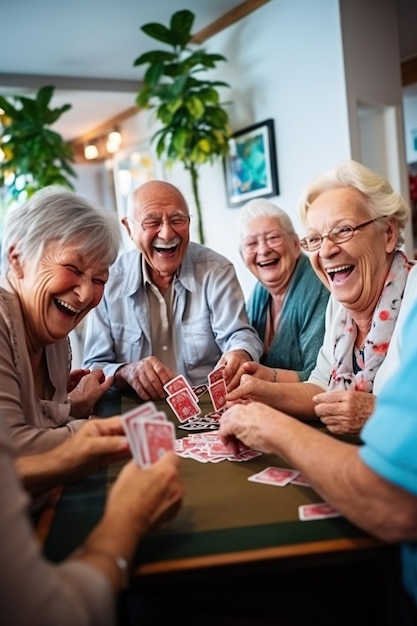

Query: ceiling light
[
  {"left": 108, "top": 130, "right": 122, "bottom": 145},
  {"left": 106, "top": 129, "right": 122, "bottom": 154},
  {"left": 84, "top": 144, "right": 99, "bottom": 160}
]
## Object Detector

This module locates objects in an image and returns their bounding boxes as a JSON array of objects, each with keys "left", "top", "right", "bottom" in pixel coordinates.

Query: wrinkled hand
[
  {"left": 56, "top": 416, "right": 131, "bottom": 479},
  {"left": 225, "top": 372, "right": 272, "bottom": 406},
  {"left": 115, "top": 358, "right": 176, "bottom": 401},
  {"left": 69, "top": 369, "right": 114, "bottom": 418},
  {"left": 108, "top": 451, "right": 184, "bottom": 534},
  {"left": 67, "top": 369, "right": 91, "bottom": 393},
  {"left": 219, "top": 401, "right": 278, "bottom": 456},
  {"left": 313, "top": 390, "right": 376, "bottom": 435},
  {"left": 218, "top": 351, "right": 258, "bottom": 391}
]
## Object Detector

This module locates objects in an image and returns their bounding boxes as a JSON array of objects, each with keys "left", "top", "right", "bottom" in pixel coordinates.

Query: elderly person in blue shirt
[
  {"left": 220, "top": 302, "right": 417, "bottom": 622},
  {"left": 83, "top": 180, "right": 263, "bottom": 400},
  {"left": 239, "top": 198, "right": 329, "bottom": 382}
]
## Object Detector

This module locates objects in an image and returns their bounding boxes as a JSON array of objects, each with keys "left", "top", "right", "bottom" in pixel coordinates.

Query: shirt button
[{"left": 162, "top": 345, "right": 168, "bottom": 351}]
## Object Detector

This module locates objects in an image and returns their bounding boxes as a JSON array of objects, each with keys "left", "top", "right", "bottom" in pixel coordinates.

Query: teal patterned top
[{"left": 246, "top": 254, "right": 329, "bottom": 381}]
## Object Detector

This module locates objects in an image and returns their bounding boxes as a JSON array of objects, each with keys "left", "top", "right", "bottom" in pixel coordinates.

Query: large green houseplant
[
  {"left": 0, "top": 85, "right": 76, "bottom": 204},
  {"left": 134, "top": 9, "right": 231, "bottom": 244}
]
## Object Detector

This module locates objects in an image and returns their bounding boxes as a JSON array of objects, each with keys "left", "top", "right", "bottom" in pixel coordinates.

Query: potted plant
[
  {"left": 0, "top": 85, "right": 76, "bottom": 204},
  {"left": 133, "top": 9, "right": 231, "bottom": 244}
]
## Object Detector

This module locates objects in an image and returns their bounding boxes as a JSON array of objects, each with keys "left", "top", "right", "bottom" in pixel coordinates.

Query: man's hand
[
  {"left": 313, "top": 390, "right": 376, "bottom": 435},
  {"left": 114, "top": 357, "right": 176, "bottom": 400},
  {"left": 69, "top": 369, "right": 114, "bottom": 418}
]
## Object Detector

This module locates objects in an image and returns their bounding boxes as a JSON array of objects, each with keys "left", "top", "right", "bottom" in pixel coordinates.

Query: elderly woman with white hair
[
  {"left": 0, "top": 186, "right": 122, "bottom": 454},
  {"left": 228, "top": 161, "right": 412, "bottom": 435},
  {"left": 239, "top": 198, "right": 329, "bottom": 382}
]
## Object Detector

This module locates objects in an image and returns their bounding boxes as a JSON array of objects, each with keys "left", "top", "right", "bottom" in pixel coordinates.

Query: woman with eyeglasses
[
  {"left": 226, "top": 160, "right": 412, "bottom": 435},
  {"left": 239, "top": 199, "right": 329, "bottom": 382}
]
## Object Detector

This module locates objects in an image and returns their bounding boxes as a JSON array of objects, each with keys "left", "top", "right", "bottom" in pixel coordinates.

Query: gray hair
[
  {"left": 298, "top": 160, "right": 410, "bottom": 247},
  {"left": 239, "top": 199, "right": 295, "bottom": 239},
  {"left": 1, "top": 186, "right": 121, "bottom": 272}
]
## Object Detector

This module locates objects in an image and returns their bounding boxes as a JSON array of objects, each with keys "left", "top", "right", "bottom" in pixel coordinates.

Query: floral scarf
[{"left": 328, "top": 250, "right": 410, "bottom": 392}]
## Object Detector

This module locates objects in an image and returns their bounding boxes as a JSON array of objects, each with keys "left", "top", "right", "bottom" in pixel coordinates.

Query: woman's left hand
[
  {"left": 68, "top": 369, "right": 114, "bottom": 419},
  {"left": 313, "top": 390, "right": 376, "bottom": 435}
]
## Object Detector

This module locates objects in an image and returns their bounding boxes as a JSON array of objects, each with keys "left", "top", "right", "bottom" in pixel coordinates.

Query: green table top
[{"left": 41, "top": 390, "right": 384, "bottom": 576}]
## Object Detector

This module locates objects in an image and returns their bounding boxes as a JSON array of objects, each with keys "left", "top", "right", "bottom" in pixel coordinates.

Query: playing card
[
  {"left": 192, "top": 383, "right": 208, "bottom": 398},
  {"left": 298, "top": 502, "right": 341, "bottom": 521},
  {"left": 139, "top": 419, "right": 176, "bottom": 465},
  {"left": 131, "top": 411, "right": 168, "bottom": 465},
  {"left": 121, "top": 402, "right": 158, "bottom": 460},
  {"left": 248, "top": 466, "right": 299, "bottom": 487},
  {"left": 178, "top": 415, "right": 220, "bottom": 431},
  {"left": 208, "top": 365, "right": 225, "bottom": 385},
  {"left": 208, "top": 378, "right": 227, "bottom": 411},
  {"left": 291, "top": 473, "right": 311, "bottom": 487},
  {"left": 166, "top": 387, "right": 201, "bottom": 422},
  {"left": 164, "top": 374, "right": 197, "bottom": 400},
  {"left": 121, "top": 402, "right": 166, "bottom": 464}
]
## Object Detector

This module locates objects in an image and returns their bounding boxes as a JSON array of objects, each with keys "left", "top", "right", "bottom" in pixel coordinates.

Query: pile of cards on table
[
  {"left": 164, "top": 368, "right": 227, "bottom": 425},
  {"left": 247, "top": 466, "right": 341, "bottom": 521},
  {"left": 175, "top": 432, "right": 262, "bottom": 463},
  {"left": 121, "top": 402, "right": 175, "bottom": 467}
]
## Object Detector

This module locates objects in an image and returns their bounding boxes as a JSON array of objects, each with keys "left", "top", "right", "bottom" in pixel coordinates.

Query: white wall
[{"left": 74, "top": 0, "right": 410, "bottom": 298}]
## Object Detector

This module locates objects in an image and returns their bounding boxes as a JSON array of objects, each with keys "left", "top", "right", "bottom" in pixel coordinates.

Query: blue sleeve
[{"left": 360, "top": 305, "right": 417, "bottom": 496}]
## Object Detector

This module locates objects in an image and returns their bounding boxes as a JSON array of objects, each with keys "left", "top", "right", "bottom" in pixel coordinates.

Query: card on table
[
  {"left": 298, "top": 502, "right": 341, "bottom": 521},
  {"left": 192, "top": 383, "right": 208, "bottom": 398},
  {"left": 291, "top": 473, "right": 311, "bottom": 487},
  {"left": 166, "top": 387, "right": 201, "bottom": 422},
  {"left": 248, "top": 466, "right": 299, "bottom": 487},
  {"left": 208, "top": 378, "right": 227, "bottom": 411}
]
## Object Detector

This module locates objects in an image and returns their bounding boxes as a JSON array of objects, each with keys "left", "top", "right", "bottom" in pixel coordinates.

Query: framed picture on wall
[{"left": 223, "top": 118, "right": 279, "bottom": 207}]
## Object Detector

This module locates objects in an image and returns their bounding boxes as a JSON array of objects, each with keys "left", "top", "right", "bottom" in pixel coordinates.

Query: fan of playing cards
[
  {"left": 164, "top": 368, "right": 227, "bottom": 425},
  {"left": 121, "top": 402, "right": 176, "bottom": 467}
]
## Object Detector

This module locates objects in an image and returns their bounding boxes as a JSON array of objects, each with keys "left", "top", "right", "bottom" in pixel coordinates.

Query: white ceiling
[
  {"left": 0, "top": 0, "right": 247, "bottom": 141},
  {"left": 0, "top": 0, "right": 416, "bottom": 142}
]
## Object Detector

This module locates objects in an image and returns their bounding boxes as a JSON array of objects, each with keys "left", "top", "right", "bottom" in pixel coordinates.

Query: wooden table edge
[{"left": 133, "top": 535, "right": 384, "bottom": 576}]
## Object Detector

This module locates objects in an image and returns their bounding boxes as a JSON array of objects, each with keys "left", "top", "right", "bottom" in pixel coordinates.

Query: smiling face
[
  {"left": 305, "top": 187, "right": 397, "bottom": 315},
  {"left": 122, "top": 181, "right": 190, "bottom": 290},
  {"left": 240, "top": 215, "right": 301, "bottom": 294},
  {"left": 9, "top": 240, "right": 109, "bottom": 350}
]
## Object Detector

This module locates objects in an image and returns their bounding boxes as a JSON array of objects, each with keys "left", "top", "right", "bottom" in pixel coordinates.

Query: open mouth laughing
[
  {"left": 326, "top": 264, "right": 354, "bottom": 284},
  {"left": 54, "top": 298, "right": 80, "bottom": 317}
]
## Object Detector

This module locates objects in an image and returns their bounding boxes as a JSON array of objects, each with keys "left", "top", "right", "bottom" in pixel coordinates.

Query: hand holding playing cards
[
  {"left": 16, "top": 416, "right": 131, "bottom": 495},
  {"left": 115, "top": 357, "right": 176, "bottom": 400},
  {"left": 107, "top": 451, "right": 184, "bottom": 531},
  {"left": 225, "top": 371, "right": 278, "bottom": 407},
  {"left": 68, "top": 369, "right": 114, "bottom": 418},
  {"left": 313, "top": 389, "right": 376, "bottom": 435},
  {"left": 216, "top": 349, "right": 254, "bottom": 391},
  {"left": 73, "top": 452, "right": 183, "bottom": 592}
]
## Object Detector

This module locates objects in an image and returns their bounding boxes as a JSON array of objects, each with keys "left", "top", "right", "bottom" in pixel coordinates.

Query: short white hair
[
  {"left": 2, "top": 186, "right": 121, "bottom": 271},
  {"left": 239, "top": 198, "right": 295, "bottom": 238}
]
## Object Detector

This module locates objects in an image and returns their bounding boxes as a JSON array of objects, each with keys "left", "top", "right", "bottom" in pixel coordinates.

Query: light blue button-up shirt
[{"left": 83, "top": 242, "right": 263, "bottom": 386}]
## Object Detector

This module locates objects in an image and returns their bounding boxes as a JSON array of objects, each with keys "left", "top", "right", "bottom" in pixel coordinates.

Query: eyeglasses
[
  {"left": 299, "top": 218, "right": 379, "bottom": 252},
  {"left": 132, "top": 214, "right": 191, "bottom": 231},
  {"left": 241, "top": 233, "right": 288, "bottom": 254}
]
